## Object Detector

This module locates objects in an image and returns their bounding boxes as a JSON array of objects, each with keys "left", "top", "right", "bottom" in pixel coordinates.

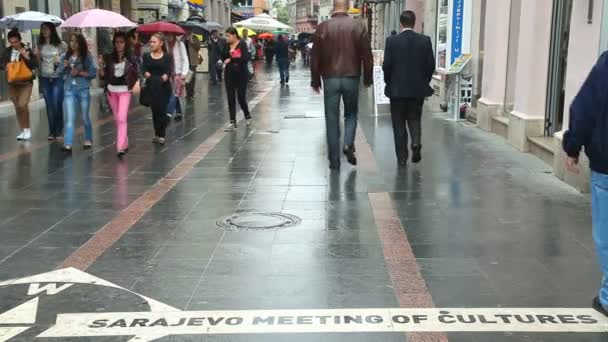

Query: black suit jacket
[{"left": 383, "top": 30, "right": 435, "bottom": 99}]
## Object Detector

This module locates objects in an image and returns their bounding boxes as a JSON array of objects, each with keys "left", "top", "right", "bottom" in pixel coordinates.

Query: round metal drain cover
[{"left": 217, "top": 212, "right": 302, "bottom": 231}]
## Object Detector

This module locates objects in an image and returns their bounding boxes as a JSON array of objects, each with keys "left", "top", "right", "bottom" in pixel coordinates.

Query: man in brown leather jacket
[{"left": 311, "top": 0, "right": 373, "bottom": 170}]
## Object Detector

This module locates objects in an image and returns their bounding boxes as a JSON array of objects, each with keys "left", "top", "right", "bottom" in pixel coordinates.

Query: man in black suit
[{"left": 383, "top": 10, "right": 435, "bottom": 166}]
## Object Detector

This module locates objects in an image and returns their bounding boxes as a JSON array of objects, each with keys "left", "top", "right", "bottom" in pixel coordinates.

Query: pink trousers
[{"left": 107, "top": 91, "right": 131, "bottom": 151}]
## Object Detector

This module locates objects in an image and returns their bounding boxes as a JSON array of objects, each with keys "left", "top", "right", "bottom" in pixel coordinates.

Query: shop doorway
[{"left": 545, "top": 0, "right": 573, "bottom": 136}]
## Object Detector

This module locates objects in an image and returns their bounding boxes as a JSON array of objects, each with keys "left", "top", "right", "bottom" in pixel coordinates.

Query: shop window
[{"left": 436, "top": 0, "right": 448, "bottom": 69}]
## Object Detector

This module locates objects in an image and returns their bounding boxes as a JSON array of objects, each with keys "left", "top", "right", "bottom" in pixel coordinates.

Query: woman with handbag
[
  {"left": 166, "top": 33, "right": 189, "bottom": 121},
  {"left": 141, "top": 33, "right": 172, "bottom": 145},
  {"left": 57, "top": 32, "right": 98, "bottom": 153},
  {"left": 222, "top": 27, "right": 252, "bottom": 131},
  {"left": 99, "top": 31, "right": 140, "bottom": 158},
  {"left": 36, "top": 22, "right": 67, "bottom": 141},
  {"left": 0, "top": 29, "right": 38, "bottom": 141}
]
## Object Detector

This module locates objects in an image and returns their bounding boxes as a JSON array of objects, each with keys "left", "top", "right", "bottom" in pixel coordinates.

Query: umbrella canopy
[
  {"left": 236, "top": 27, "right": 256, "bottom": 37},
  {"left": 234, "top": 13, "right": 292, "bottom": 32},
  {"left": 178, "top": 20, "right": 209, "bottom": 35},
  {"left": 0, "top": 11, "right": 63, "bottom": 31},
  {"left": 138, "top": 21, "right": 186, "bottom": 35},
  {"left": 187, "top": 14, "right": 205, "bottom": 23},
  {"left": 61, "top": 9, "right": 135, "bottom": 28},
  {"left": 258, "top": 32, "right": 273, "bottom": 40},
  {"left": 203, "top": 21, "right": 223, "bottom": 31}
]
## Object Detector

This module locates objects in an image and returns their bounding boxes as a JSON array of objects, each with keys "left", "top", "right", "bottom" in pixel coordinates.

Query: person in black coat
[
  {"left": 208, "top": 30, "right": 226, "bottom": 84},
  {"left": 221, "top": 27, "right": 251, "bottom": 130},
  {"left": 383, "top": 10, "right": 435, "bottom": 166}
]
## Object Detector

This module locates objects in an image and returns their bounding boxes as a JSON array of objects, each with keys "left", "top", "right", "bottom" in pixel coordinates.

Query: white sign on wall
[{"left": 373, "top": 66, "right": 390, "bottom": 115}]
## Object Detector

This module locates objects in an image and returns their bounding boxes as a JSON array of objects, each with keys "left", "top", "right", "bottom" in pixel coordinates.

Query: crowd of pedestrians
[{"left": 0, "top": 23, "right": 264, "bottom": 157}]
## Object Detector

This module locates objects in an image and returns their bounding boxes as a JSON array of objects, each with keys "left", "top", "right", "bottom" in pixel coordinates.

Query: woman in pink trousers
[{"left": 99, "top": 31, "right": 140, "bottom": 158}]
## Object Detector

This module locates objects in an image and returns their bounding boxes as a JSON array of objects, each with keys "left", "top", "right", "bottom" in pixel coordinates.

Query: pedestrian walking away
[
  {"left": 166, "top": 33, "right": 189, "bottom": 121},
  {"left": 275, "top": 34, "right": 290, "bottom": 85},
  {"left": 208, "top": 30, "right": 226, "bottom": 84},
  {"left": 0, "top": 29, "right": 38, "bottom": 141},
  {"left": 311, "top": 0, "right": 373, "bottom": 170},
  {"left": 57, "top": 32, "right": 97, "bottom": 153},
  {"left": 99, "top": 31, "right": 140, "bottom": 158},
  {"left": 563, "top": 51, "right": 608, "bottom": 318},
  {"left": 36, "top": 22, "right": 66, "bottom": 141},
  {"left": 141, "top": 33, "right": 172, "bottom": 145},
  {"left": 184, "top": 31, "right": 201, "bottom": 99},
  {"left": 222, "top": 27, "right": 252, "bottom": 131},
  {"left": 383, "top": 10, "right": 435, "bottom": 166}
]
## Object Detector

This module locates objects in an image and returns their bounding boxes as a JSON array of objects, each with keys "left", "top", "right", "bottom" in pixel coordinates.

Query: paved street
[{"left": 0, "top": 63, "right": 605, "bottom": 341}]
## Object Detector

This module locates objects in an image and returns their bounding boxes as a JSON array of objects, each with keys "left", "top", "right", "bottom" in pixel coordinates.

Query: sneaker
[
  {"left": 22, "top": 129, "right": 32, "bottom": 141},
  {"left": 158, "top": 137, "right": 165, "bottom": 145},
  {"left": 166, "top": 113, "right": 173, "bottom": 119},
  {"left": 224, "top": 122, "right": 237, "bottom": 131},
  {"left": 117, "top": 150, "right": 126, "bottom": 159},
  {"left": 61, "top": 145, "right": 72, "bottom": 153},
  {"left": 246, "top": 118, "right": 252, "bottom": 127},
  {"left": 47, "top": 135, "right": 56, "bottom": 141},
  {"left": 174, "top": 113, "right": 183, "bottom": 121},
  {"left": 593, "top": 296, "right": 608, "bottom": 317},
  {"left": 152, "top": 137, "right": 160, "bottom": 144},
  {"left": 83, "top": 141, "right": 92, "bottom": 149},
  {"left": 16, "top": 131, "right": 25, "bottom": 140}
]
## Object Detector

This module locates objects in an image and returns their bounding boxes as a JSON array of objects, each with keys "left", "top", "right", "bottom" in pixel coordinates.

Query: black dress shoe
[
  {"left": 593, "top": 296, "right": 608, "bottom": 317},
  {"left": 343, "top": 145, "right": 357, "bottom": 166},
  {"left": 412, "top": 146, "right": 422, "bottom": 164}
]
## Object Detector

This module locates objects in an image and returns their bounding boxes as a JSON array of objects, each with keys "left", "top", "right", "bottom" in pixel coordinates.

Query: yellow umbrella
[{"left": 236, "top": 27, "right": 256, "bottom": 37}]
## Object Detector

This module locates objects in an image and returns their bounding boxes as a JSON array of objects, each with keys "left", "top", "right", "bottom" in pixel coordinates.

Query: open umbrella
[
  {"left": 234, "top": 13, "right": 292, "bottom": 32},
  {"left": 203, "top": 21, "right": 223, "bottom": 31},
  {"left": 61, "top": 9, "right": 135, "bottom": 28},
  {"left": 258, "top": 32, "right": 273, "bottom": 40},
  {"left": 236, "top": 27, "right": 256, "bottom": 37},
  {"left": 138, "top": 21, "right": 186, "bottom": 35},
  {"left": 0, "top": 11, "right": 63, "bottom": 31},
  {"left": 178, "top": 20, "right": 209, "bottom": 35}
]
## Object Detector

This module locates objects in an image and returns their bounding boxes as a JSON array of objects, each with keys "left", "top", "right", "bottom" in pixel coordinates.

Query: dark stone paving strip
[
  {"left": 57, "top": 128, "right": 227, "bottom": 271},
  {"left": 356, "top": 127, "right": 448, "bottom": 342}
]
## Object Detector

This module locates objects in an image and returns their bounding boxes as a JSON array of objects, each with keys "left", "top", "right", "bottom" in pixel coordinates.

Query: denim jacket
[{"left": 57, "top": 53, "right": 97, "bottom": 90}]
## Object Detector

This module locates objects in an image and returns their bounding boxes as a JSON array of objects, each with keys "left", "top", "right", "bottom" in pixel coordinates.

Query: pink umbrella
[{"left": 60, "top": 9, "right": 136, "bottom": 28}]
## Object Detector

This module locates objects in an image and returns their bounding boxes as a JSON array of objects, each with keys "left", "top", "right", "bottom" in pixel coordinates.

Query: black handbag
[{"left": 139, "top": 80, "right": 151, "bottom": 107}]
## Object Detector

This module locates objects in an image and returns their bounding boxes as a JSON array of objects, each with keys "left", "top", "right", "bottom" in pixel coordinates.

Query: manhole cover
[{"left": 216, "top": 212, "right": 302, "bottom": 231}]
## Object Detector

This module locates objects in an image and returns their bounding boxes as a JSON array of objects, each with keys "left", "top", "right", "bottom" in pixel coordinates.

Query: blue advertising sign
[{"left": 451, "top": 0, "right": 464, "bottom": 64}]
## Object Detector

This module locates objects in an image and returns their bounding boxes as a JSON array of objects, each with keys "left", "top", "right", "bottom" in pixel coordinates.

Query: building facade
[
  {"left": 295, "top": 0, "right": 318, "bottom": 32},
  {"left": 472, "top": 0, "right": 607, "bottom": 192}
]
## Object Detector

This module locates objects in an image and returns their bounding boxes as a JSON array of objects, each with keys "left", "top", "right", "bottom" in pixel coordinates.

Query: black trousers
[
  {"left": 152, "top": 104, "right": 168, "bottom": 138},
  {"left": 225, "top": 77, "right": 250, "bottom": 123},
  {"left": 390, "top": 97, "right": 424, "bottom": 160}
]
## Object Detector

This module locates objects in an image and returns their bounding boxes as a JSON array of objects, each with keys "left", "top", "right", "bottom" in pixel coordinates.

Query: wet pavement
[{"left": 0, "top": 63, "right": 605, "bottom": 341}]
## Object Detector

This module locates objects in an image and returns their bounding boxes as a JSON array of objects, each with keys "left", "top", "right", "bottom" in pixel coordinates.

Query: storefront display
[{"left": 435, "top": 0, "right": 472, "bottom": 71}]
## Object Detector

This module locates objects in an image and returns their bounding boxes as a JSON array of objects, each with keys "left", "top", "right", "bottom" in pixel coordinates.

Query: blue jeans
[
  {"left": 592, "top": 171, "right": 608, "bottom": 308},
  {"left": 278, "top": 58, "right": 289, "bottom": 83},
  {"left": 64, "top": 87, "right": 92, "bottom": 146},
  {"left": 167, "top": 95, "right": 182, "bottom": 115},
  {"left": 322, "top": 77, "right": 360, "bottom": 166},
  {"left": 40, "top": 77, "right": 64, "bottom": 136}
]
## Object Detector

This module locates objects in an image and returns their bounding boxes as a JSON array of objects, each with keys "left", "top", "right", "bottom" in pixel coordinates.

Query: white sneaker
[
  {"left": 246, "top": 118, "right": 252, "bottom": 127},
  {"left": 16, "top": 131, "right": 24, "bottom": 140},
  {"left": 22, "top": 129, "right": 31, "bottom": 141},
  {"left": 224, "top": 123, "right": 237, "bottom": 131},
  {"left": 166, "top": 113, "right": 173, "bottom": 118}
]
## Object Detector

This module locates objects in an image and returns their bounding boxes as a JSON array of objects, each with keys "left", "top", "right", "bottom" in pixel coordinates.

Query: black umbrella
[
  {"left": 178, "top": 20, "right": 210, "bottom": 35},
  {"left": 187, "top": 14, "right": 206, "bottom": 23}
]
